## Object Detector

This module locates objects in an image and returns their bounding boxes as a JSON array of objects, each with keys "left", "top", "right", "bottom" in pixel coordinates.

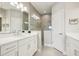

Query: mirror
[
  {"left": 0, "top": 2, "right": 42, "bottom": 33},
  {"left": 30, "top": 14, "right": 41, "bottom": 30},
  {"left": 0, "top": 2, "right": 30, "bottom": 33},
  {"left": 0, "top": 7, "right": 10, "bottom": 33},
  {"left": 0, "top": 2, "right": 19, "bottom": 33},
  {"left": 22, "top": 11, "right": 29, "bottom": 31},
  {"left": 0, "top": 17, "right": 2, "bottom": 31}
]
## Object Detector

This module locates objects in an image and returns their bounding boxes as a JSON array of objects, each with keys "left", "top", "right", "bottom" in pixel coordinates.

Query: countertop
[
  {"left": 66, "top": 32, "right": 79, "bottom": 41},
  {"left": 0, "top": 32, "right": 38, "bottom": 46}
]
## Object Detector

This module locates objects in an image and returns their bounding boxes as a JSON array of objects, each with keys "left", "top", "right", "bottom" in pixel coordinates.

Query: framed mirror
[
  {"left": 0, "top": 7, "right": 10, "bottom": 33},
  {"left": 22, "top": 11, "right": 29, "bottom": 31},
  {"left": 0, "top": 2, "right": 30, "bottom": 33},
  {"left": 0, "top": 2, "right": 20, "bottom": 33},
  {"left": 0, "top": 17, "right": 2, "bottom": 31},
  {"left": 30, "top": 14, "right": 41, "bottom": 30}
]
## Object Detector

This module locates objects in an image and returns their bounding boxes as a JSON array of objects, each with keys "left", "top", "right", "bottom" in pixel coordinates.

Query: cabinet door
[
  {"left": 28, "top": 39, "right": 34, "bottom": 55},
  {"left": 26, "top": 36, "right": 37, "bottom": 56},
  {"left": 29, "top": 36, "right": 37, "bottom": 55},
  {"left": 32, "top": 35, "right": 37, "bottom": 52},
  {"left": 19, "top": 41, "right": 33, "bottom": 56},
  {"left": 18, "top": 39, "right": 28, "bottom": 56},
  {"left": 18, "top": 38, "right": 32, "bottom": 56},
  {"left": 1, "top": 41, "right": 17, "bottom": 56},
  {"left": 18, "top": 35, "right": 38, "bottom": 56},
  {"left": 18, "top": 44, "right": 28, "bottom": 56},
  {"left": 26, "top": 42, "right": 33, "bottom": 56}
]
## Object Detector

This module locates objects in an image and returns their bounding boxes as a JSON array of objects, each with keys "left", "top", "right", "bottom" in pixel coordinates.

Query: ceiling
[
  {"left": 0, "top": 2, "right": 55, "bottom": 15},
  {"left": 31, "top": 2, "right": 55, "bottom": 15},
  {"left": 0, "top": 2, "right": 18, "bottom": 10}
]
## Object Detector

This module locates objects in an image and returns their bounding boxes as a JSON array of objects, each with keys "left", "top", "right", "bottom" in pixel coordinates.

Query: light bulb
[
  {"left": 10, "top": 2, "right": 15, "bottom": 6},
  {"left": 21, "top": 8, "right": 24, "bottom": 11},
  {"left": 17, "top": 5, "right": 20, "bottom": 9},
  {"left": 14, "top": 2, "right": 18, "bottom": 5},
  {"left": 19, "top": 3, "right": 23, "bottom": 8},
  {"left": 24, "top": 7, "right": 28, "bottom": 11}
]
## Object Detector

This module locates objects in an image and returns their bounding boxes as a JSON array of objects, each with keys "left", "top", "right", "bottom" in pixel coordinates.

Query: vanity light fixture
[
  {"left": 32, "top": 14, "right": 40, "bottom": 20},
  {"left": 32, "top": 14, "right": 36, "bottom": 19},
  {"left": 19, "top": 3, "right": 23, "bottom": 8},
  {"left": 14, "top": 2, "right": 18, "bottom": 5},
  {"left": 21, "top": 7, "right": 28, "bottom": 12},
  {"left": 10, "top": 2, "right": 28, "bottom": 12},
  {"left": 10, "top": 2, "right": 18, "bottom": 6},
  {"left": 16, "top": 4, "right": 20, "bottom": 9},
  {"left": 10, "top": 2, "right": 15, "bottom": 6},
  {"left": 24, "top": 7, "right": 28, "bottom": 12},
  {"left": 21, "top": 8, "right": 24, "bottom": 12}
]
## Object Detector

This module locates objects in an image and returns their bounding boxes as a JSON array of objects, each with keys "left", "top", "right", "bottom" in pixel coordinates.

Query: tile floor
[{"left": 34, "top": 46, "right": 64, "bottom": 56}]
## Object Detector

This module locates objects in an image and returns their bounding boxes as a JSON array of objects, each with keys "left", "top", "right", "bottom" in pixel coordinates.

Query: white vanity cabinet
[
  {"left": 29, "top": 35, "right": 38, "bottom": 55},
  {"left": 66, "top": 35, "right": 79, "bottom": 56},
  {"left": 18, "top": 35, "right": 37, "bottom": 56},
  {"left": 0, "top": 33, "right": 38, "bottom": 56},
  {"left": 0, "top": 41, "right": 17, "bottom": 56}
]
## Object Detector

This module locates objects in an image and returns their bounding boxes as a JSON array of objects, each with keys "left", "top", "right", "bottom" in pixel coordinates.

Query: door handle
[{"left": 59, "top": 33, "right": 63, "bottom": 35}]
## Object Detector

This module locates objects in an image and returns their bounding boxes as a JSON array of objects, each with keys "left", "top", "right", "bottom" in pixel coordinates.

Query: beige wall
[
  {"left": 30, "top": 3, "right": 41, "bottom": 30},
  {"left": 41, "top": 14, "right": 51, "bottom": 30}
]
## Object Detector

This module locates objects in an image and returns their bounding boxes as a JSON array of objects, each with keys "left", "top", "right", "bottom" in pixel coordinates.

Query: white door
[{"left": 52, "top": 9, "right": 65, "bottom": 53}]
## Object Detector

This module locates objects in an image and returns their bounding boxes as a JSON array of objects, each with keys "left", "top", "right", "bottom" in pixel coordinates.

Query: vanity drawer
[
  {"left": 2, "top": 48, "right": 17, "bottom": 56},
  {"left": 1, "top": 41, "right": 17, "bottom": 55}
]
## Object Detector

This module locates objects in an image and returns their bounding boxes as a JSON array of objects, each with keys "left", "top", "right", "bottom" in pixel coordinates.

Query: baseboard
[{"left": 52, "top": 45, "right": 67, "bottom": 56}]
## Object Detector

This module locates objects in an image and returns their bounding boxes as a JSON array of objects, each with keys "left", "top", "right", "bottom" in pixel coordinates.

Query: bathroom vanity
[
  {"left": 0, "top": 2, "right": 42, "bottom": 56},
  {"left": 66, "top": 32, "right": 79, "bottom": 56},
  {"left": 0, "top": 32, "right": 38, "bottom": 56}
]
